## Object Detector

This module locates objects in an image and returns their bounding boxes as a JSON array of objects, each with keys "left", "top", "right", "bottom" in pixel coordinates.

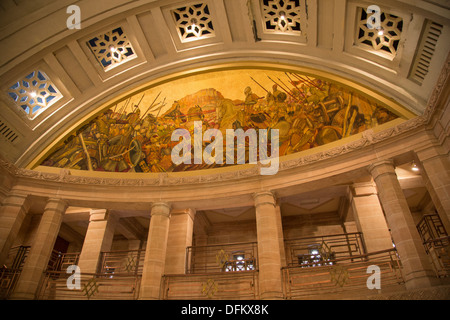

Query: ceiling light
[
  {"left": 30, "top": 91, "right": 37, "bottom": 98},
  {"left": 377, "top": 28, "right": 384, "bottom": 36},
  {"left": 109, "top": 45, "right": 116, "bottom": 52},
  {"left": 411, "top": 161, "right": 419, "bottom": 172},
  {"left": 279, "top": 11, "right": 286, "bottom": 20}
]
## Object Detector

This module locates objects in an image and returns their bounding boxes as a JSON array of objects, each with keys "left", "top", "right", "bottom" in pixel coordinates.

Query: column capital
[
  {"left": 2, "top": 193, "right": 31, "bottom": 210},
  {"left": 151, "top": 202, "right": 171, "bottom": 217},
  {"left": 368, "top": 159, "right": 396, "bottom": 180},
  {"left": 171, "top": 208, "right": 196, "bottom": 220},
  {"left": 45, "top": 197, "right": 69, "bottom": 213},
  {"left": 351, "top": 182, "right": 377, "bottom": 197},
  {"left": 253, "top": 190, "right": 276, "bottom": 208},
  {"left": 415, "top": 144, "right": 447, "bottom": 162},
  {"left": 89, "top": 208, "right": 109, "bottom": 221}
]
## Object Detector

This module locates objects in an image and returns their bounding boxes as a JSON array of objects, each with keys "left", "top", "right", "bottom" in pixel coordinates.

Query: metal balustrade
[
  {"left": 37, "top": 271, "right": 141, "bottom": 300},
  {"left": 185, "top": 242, "right": 258, "bottom": 274},
  {"left": 0, "top": 246, "right": 30, "bottom": 299},
  {"left": 47, "top": 251, "right": 80, "bottom": 272},
  {"left": 161, "top": 271, "right": 259, "bottom": 300},
  {"left": 98, "top": 249, "right": 145, "bottom": 275},
  {"left": 282, "top": 248, "right": 405, "bottom": 299},
  {"left": 417, "top": 213, "right": 449, "bottom": 277},
  {"left": 284, "top": 232, "right": 367, "bottom": 267}
]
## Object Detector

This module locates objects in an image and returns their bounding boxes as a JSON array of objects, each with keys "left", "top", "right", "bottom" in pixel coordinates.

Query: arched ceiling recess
[
  {"left": 32, "top": 64, "right": 416, "bottom": 176},
  {"left": 0, "top": 0, "right": 448, "bottom": 172}
]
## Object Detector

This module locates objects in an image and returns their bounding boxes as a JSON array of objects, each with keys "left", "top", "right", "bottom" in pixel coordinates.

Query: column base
[
  {"left": 259, "top": 291, "right": 284, "bottom": 300},
  {"left": 9, "top": 291, "right": 36, "bottom": 300},
  {"left": 405, "top": 274, "right": 441, "bottom": 290}
]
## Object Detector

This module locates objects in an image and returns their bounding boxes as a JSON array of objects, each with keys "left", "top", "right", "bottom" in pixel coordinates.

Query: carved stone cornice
[
  {"left": 422, "top": 51, "right": 450, "bottom": 124},
  {"left": 2, "top": 51, "right": 449, "bottom": 190},
  {"left": 0, "top": 115, "right": 430, "bottom": 187}
]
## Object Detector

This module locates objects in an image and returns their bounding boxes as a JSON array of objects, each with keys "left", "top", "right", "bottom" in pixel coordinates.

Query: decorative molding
[
  {"left": 423, "top": 51, "right": 450, "bottom": 124},
  {"left": 3, "top": 52, "right": 450, "bottom": 189},
  {"left": 0, "top": 116, "right": 430, "bottom": 187}
]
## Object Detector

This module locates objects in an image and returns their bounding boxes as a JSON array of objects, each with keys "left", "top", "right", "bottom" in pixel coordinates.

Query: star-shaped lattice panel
[
  {"left": 171, "top": 3, "right": 215, "bottom": 42},
  {"left": 7, "top": 70, "right": 63, "bottom": 119},
  {"left": 356, "top": 8, "right": 403, "bottom": 56},
  {"left": 261, "top": 0, "right": 302, "bottom": 33},
  {"left": 87, "top": 27, "right": 136, "bottom": 71}
]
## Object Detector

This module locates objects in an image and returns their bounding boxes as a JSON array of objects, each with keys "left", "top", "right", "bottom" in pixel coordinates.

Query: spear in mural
[
  {"left": 277, "top": 76, "right": 302, "bottom": 103},
  {"left": 78, "top": 133, "right": 94, "bottom": 171},
  {"left": 266, "top": 74, "right": 297, "bottom": 101},
  {"left": 250, "top": 76, "right": 269, "bottom": 93},
  {"left": 133, "top": 93, "right": 145, "bottom": 112},
  {"left": 140, "top": 91, "right": 161, "bottom": 121},
  {"left": 116, "top": 97, "right": 130, "bottom": 119},
  {"left": 291, "top": 73, "right": 321, "bottom": 90},
  {"left": 154, "top": 97, "right": 166, "bottom": 119},
  {"left": 285, "top": 72, "right": 306, "bottom": 99}
]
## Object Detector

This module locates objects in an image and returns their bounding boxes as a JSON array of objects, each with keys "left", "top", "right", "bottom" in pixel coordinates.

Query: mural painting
[{"left": 39, "top": 69, "right": 400, "bottom": 173}]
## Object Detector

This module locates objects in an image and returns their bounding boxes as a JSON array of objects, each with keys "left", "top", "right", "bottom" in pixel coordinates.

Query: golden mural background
[{"left": 40, "top": 68, "right": 403, "bottom": 173}]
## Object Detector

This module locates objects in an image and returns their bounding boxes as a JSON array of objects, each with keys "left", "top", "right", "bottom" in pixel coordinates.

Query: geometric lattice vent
[
  {"left": 356, "top": 7, "right": 403, "bottom": 56},
  {"left": 87, "top": 27, "right": 136, "bottom": 71},
  {"left": 0, "top": 118, "right": 19, "bottom": 144},
  {"left": 261, "top": 0, "right": 302, "bottom": 34},
  {"left": 171, "top": 3, "right": 215, "bottom": 42},
  {"left": 409, "top": 20, "right": 443, "bottom": 85},
  {"left": 7, "top": 70, "right": 63, "bottom": 119}
]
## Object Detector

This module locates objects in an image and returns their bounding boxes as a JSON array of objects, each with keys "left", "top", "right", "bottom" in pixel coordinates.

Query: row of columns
[{"left": 0, "top": 151, "right": 448, "bottom": 299}]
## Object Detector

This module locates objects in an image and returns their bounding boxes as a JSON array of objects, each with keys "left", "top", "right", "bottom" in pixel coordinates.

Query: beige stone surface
[
  {"left": 10, "top": 198, "right": 67, "bottom": 299},
  {"left": 140, "top": 202, "right": 171, "bottom": 299},
  {"left": 370, "top": 160, "right": 440, "bottom": 289}
]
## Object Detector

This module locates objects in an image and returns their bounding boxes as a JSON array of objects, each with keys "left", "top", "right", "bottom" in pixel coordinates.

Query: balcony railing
[
  {"left": 0, "top": 268, "right": 22, "bottom": 299},
  {"left": 186, "top": 242, "right": 258, "bottom": 274},
  {"left": 47, "top": 251, "right": 80, "bottom": 272},
  {"left": 37, "top": 271, "right": 141, "bottom": 300},
  {"left": 284, "top": 232, "right": 366, "bottom": 267},
  {"left": 0, "top": 246, "right": 30, "bottom": 299},
  {"left": 161, "top": 271, "right": 259, "bottom": 300},
  {"left": 416, "top": 213, "right": 449, "bottom": 277},
  {"left": 422, "top": 236, "right": 450, "bottom": 277},
  {"left": 282, "top": 248, "right": 404, "bottom": 299},
  {"left": 98, "top": 249, "right": 145, "bottom": 275},
  {"left": 417, "top": 214, "right": 447, "bottom": 243}
]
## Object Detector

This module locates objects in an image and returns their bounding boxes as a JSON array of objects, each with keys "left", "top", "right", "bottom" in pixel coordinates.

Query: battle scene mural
[{"left": 39, "top": 69, "right": 403, "bottom": 173}]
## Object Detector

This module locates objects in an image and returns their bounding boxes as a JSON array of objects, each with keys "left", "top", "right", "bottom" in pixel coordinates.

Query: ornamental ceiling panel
[{"left": 36, "top": 67, "right": 415, "bottom": 174}]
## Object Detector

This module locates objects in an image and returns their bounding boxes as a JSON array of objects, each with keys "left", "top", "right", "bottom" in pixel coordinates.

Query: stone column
[
  {"left": 274, "top": 204, "right": 286, "bottom": 267},
  {"left": 10, "top": 198, "right": 68, "bottom": 299},
  {"left": 369, "top": 160, "right": 439, "bottom": 289},
  {"left": 350, "top": 182, "right": 393, "bottom": 253},
  {"left": 253, "top": 191, "right": 283, "bottom": 299},
  {"left": 416, "top": 145, "right": 450, "bottom": 233},
  {"left": 140, "top": 202, "right": 171, "bottom": 300},
  {"left": 77, "top": 209, "right": 118, "bottom": 274},
  {"left": 0, "top": 194, "right": 31, "bottom": 266},
  {"left": 165, "top": 208, "right": 195, "bottom": 275}
]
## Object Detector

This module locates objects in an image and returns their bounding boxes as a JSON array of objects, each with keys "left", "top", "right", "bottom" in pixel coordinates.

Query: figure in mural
[{"left": 40, "top": 71, "right": 401, "bottom": 173}]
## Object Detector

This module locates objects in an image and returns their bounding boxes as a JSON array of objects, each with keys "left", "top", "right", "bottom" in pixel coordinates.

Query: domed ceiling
[{"left": 37, "top": 67, "right": 413, "bottom": 173}]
